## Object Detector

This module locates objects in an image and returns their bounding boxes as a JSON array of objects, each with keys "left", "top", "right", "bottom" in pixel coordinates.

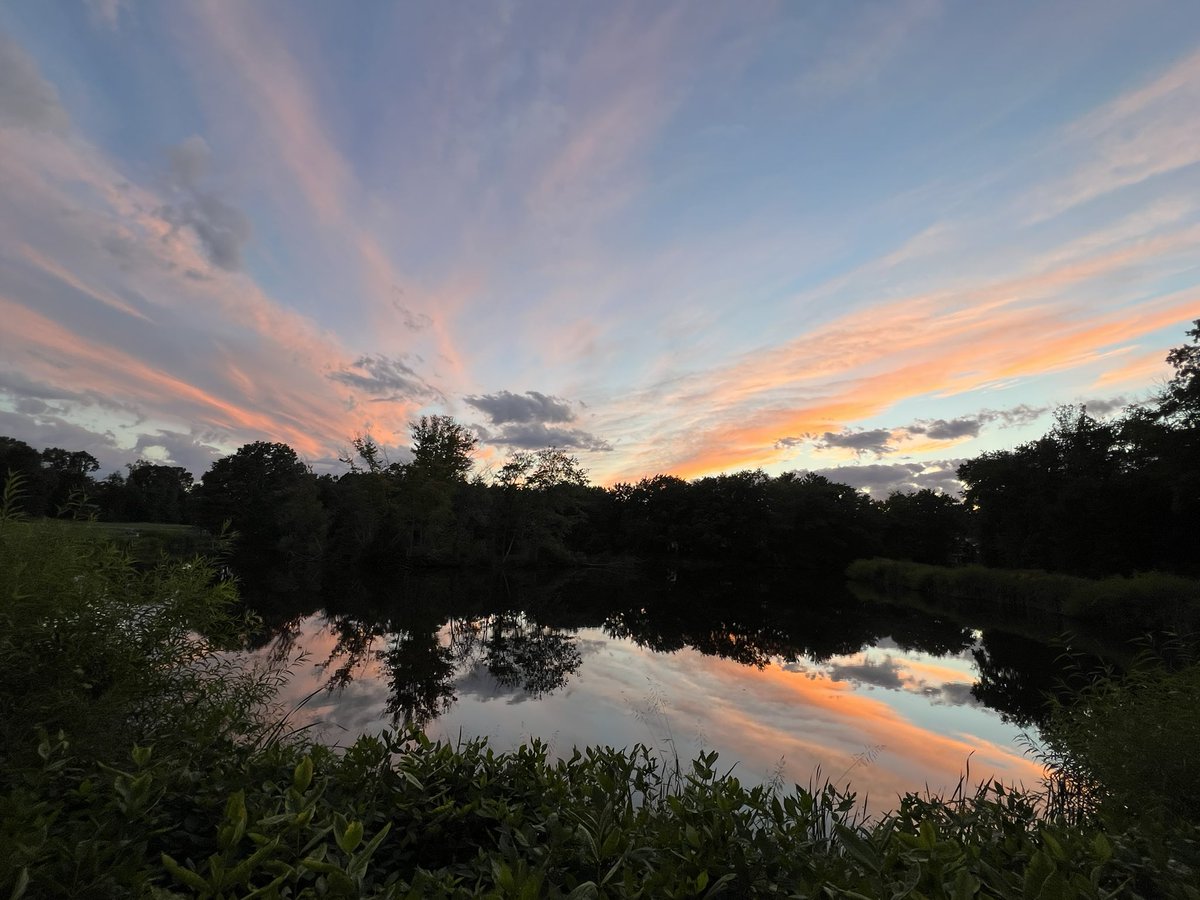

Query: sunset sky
[{"left": 2, "top": 1, "right": 1198, "bottom": 492}]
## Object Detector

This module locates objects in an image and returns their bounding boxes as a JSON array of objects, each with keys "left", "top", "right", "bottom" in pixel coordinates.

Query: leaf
[
  {"left": 349, "top": 823, "right": 392, "bottom": 878},
  {"left": 8, "top": 867, "right": 29, "bottom": 900},
  {"left": 890, "top": 862, "right": 921, "bottom": 900},
  {"left": 241, "top": 873, "right": 290, "bottom": 899},
  {"left": 707, "top": 873, "right": 738, "bottom": 895},
  {"left": 161, "top": 854, "right": 210, "bottom": 893},
  {"left": 1040, "top": 831, "right": 1066, "bottom": 862},
  {"left": 300, "top": 857, "right": 343, "bottom": 876},
  {"left": 952, "top": 867, "right": 980, "bottom": 900},
  {"left": 1022, "top": 850, "right": 1055, "bottom": 899},
  {"left": 1090, "top": 832, "right": 1112, "bottom": 863},
  {"left": 293, "top": 756, "right": 314, "bottom": 793},
  {"left": 335, "top": 819, "right": 364, "bottom": 855},
  {"left": 835, "top": 823, "right": 881, "bottom": 874},
  {"left": 919, "top": 819, "right": 937, "bottom": 850}
]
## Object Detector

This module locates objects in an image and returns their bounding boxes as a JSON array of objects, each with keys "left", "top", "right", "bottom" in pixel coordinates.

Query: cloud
[
  {"left": 1079, "top": 395, "right": 1130, "bottom": 417},
  {"left": 464, "top": 389, "right": 611, "bottom": 451},
  {"left": 803, "top": 460, "right": 966, "bottom": 498},
  {"left": 85, "top": 0, "right": 127, "bottom": 30},
  {"left": 778, "top": 402, "right": 1057, "bottom": 464},
  {"left": 905, "top": 404, "right": 1050, "bottom": 441},
  {"left": 475, "top": 421, "right": 612, "bottom": 452},
  {"left": 812, "top": 427, "right": 895, "bottom": 455},
  {"left": 1031, "top": 48, "right": 1200, "bottom": 220},
  {"left": 158, "top": 136, "right": 252, "bottom": 271},
  {"left": 393, "top": 302, "right": 432, "bottom": 332},
  {"left": 0, "top": 34, "right": 69, "bottom": 133},
  {"left": 0, "top": 368, "right": 147, "bottom": 423},
  {"left": 464, "top": 390, "right": 575, "bottom": 425},
  {"left": 827, "top": 657, "right": 905, "bottom": 690},
  {"left": 777, "top": 428, "right": 896, "bottom": 456},
  {"left": 0, "top": 34, "right": 435, "bottom": 475},
  {"left": 132, "top": 429, "right": 223, "bottom": 475},
  {"left": 927, "top": 682, "right": 979, "bottom": 708},
  {"left": 0, "top": 407, "right": 123, "bottom": 472},
  {"left": 908, "top": 417, "right": 982, "bottom": 440},
  {"left": 328, "top": 355, "right": 443, "bottom": 403},
  {"left": 1093, "top": 348, "right": 1172, "bottom": 389}
]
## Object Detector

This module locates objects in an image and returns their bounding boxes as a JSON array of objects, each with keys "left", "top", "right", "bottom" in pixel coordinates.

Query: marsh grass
[{"left": 848, "top": 557, "right": 1200, "bottom": 634}]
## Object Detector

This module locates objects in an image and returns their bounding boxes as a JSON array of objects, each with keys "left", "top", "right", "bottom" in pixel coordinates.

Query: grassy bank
[
  {"left": 71, "top": 519, "right": 219, "bottom": 564},
  {"left": 2, "top": 520, "right": 1198, "bottom": 897},
  {"left": 846, "top": 558, "right": 1200, "bottom": 634}
]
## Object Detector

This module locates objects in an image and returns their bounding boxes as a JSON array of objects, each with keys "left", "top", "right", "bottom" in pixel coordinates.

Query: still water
[{"left": 244, "top": 569, "right": 1081, "bottom": 811}]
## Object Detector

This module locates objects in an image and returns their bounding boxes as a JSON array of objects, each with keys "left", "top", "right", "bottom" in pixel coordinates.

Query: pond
[{"left": 241, "top": 568, "right": 1102, "bottom": 812}]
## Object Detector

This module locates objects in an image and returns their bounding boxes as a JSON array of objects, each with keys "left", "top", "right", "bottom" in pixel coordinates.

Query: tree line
[{"left": 3, "top": 320, "right": 1197, "bottom": 585}]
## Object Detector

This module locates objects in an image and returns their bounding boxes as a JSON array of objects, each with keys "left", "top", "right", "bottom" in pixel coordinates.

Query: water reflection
[{"left": 237, "top": 569, "right": 1110, "bottom": 806}]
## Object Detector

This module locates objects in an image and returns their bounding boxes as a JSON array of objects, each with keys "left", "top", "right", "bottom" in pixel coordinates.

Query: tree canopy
[{"left": 409, "top": 415, "right": 478, "bottom": 483}]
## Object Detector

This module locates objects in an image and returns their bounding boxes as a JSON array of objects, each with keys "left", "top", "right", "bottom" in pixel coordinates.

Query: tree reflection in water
[
  {"left": 293, "top": 606, "right": 585, "bottom": 728},
  {"left": 245, "top": 569, "right": 1120, "bottom": 733}
]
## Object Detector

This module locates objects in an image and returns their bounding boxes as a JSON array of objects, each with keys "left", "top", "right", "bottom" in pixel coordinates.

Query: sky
[{"left": 1, "top": 1, "right": 1198, "bottom": 494}]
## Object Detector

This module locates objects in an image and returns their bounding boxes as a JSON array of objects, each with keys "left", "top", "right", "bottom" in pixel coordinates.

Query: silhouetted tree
[
  {"left": 40, "top": 447, "right": 99, "bottom": 516},
  {"left": 880, "top": 489, "right": 968, "bottom": 565},
  {"left": 493, "top": 448, "right": 592, "bottom": 563},
  {"left": 766, "top": 472, "right": 882, "bottom": 569},
  {"left": 409, "top": 415, "right": 477, "bottom": 483},
  {"left": 0, "top": 437, "right": 49, "bottom": 516},
  {"left": 191, "top": 441, "right": 327, "bottom": 586},
  {"left": 121, "top": 461, "right": 193, "bottom": 523}
]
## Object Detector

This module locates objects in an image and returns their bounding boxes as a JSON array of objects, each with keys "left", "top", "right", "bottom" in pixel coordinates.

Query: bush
[
  {"left": 1041, "top": 652, "right": 1200, "bottom": 824},
  {"left": 0, "top": 516, "right": 274, "bottom": 772}
]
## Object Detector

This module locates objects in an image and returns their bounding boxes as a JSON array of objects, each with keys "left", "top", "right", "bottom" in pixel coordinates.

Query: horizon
[{"left": 2, "top": 2, "right": 1198, "bottom": 494}]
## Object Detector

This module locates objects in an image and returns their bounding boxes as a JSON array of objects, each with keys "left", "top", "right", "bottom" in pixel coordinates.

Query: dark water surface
[{"left": 241, "top": 569, "right": 1101, "bottom": 810}]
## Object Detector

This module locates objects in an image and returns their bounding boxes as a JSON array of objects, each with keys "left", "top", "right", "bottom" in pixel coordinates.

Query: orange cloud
[
  {"left": 615, "top": 234, "right": 1199, "bottom": 480},
  {"left": 1093, "top": 348, "right": 1172, "bottom": 389},
  {"left": 0, "top": 295, "right": 359, "bottom": 458}
]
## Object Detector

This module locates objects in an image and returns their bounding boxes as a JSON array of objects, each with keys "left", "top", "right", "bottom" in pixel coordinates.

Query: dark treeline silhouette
[{"left": 4, "top": 321, "right": 1198, "bottom": 585}]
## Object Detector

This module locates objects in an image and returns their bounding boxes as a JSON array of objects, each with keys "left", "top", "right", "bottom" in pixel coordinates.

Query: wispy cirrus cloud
[
  {"left": 0, "top": 34, "right": 68, "bottom": 132},
  {"left": 1029, "top": 47, "right": 1200, "bottom": 221},
  {"left": 329, "top": 355, "right": 444, "bottom": 405},
  {"left": 0, "top": 41, "right": 420, "bottom": 471}
]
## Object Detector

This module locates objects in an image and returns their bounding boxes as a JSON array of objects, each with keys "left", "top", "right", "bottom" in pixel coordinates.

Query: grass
[
  {"left": 63, "top": 519, "right": 219, "bottom": 564},
  {"left": 2, "top": 517, "right": 1199, "bottom": 897}
]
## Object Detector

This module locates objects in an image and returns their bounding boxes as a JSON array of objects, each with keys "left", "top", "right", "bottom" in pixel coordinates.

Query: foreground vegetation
[{"left": 3, "top": 517, "right": 1200, "bottom": 897}]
